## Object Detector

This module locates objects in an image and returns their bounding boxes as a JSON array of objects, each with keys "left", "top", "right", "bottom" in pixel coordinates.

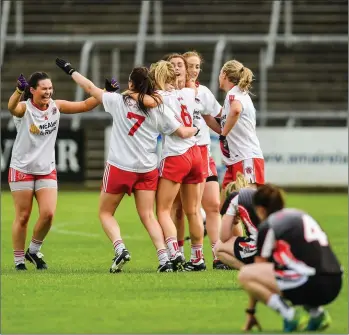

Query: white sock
[
  {"left": 113, "top": 239, "right": 125, "bottom": 255},
  {"left": 29, "top": 238, "right": 43, "bottom": 254},
  {"left": 14, "top": 250, "right": 25, "bottom": 265},
  {"left": 165, "top": 237, "right": 179, "bottom": 258},
  {"left": 267, "top": 294, "right": 295, "bottom": 321},
  {"left": 178, "top": 240, "right": 184, "bottom": 255},
  {"left": 190, "top": 244, "right": 203, "bottom": 263},
  {"left": 157, "top": 248, "right": 169, "bottom": 265}
]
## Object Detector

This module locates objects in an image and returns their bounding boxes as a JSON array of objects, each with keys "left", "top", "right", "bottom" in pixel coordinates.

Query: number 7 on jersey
[{"left": 127, "top": 112, "right": 146, "bottom": 136}]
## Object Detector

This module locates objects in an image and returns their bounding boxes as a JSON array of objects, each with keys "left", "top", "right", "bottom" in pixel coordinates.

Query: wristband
[{"left": 16, "top": 87, "right": 24, "bottom": 94}]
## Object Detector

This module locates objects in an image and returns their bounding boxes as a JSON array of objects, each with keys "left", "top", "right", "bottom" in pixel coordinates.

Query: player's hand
[
  {"left": 242, "top": 313, "right": 262, "bottom": 331},
  {"left": 16, "top": 74, "right": 28, "bottom": 93},
  {"left": 55, "top": 58, "right": 76, "bottom": 75},
  {"left": 219, "top": 135, "right": 230, "bottom": 158},
  {"left": 104, "top": 78, "right": 120, "bottom": 92}
]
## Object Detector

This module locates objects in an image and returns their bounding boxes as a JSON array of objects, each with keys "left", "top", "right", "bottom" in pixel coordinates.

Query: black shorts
[
  {"left": 233, "top": 237, "right": 256, "bottom": 264},
  {"left": 281, "top": 274, "right": 342, "bottom": 307}
]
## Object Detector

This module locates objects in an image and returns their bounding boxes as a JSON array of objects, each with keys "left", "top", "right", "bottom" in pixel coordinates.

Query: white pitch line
[{"left": 51, "top": 226, "right": 147, "bottom": 240}]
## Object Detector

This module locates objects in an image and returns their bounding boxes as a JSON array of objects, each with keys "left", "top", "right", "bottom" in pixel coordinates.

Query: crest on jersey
[
  {"left": 52, "top": 107, "right": 57, "bottom": 115},
  {"left": 29, "top": 123, "right": 40, "bottom": 135},
  {"left": 229, "top": 95, "right": 235, "bottom": 102}
]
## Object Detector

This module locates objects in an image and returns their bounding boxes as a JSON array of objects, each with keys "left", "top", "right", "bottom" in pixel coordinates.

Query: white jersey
[
  {"left": 10, "top": 99, "right": 60, "bottom": 174},
  {"left": 157, "top": 88, "right": 197, "bottom": 159},
  {"left": 221, "top": 86, "right": 263, "bottom": 165},
  {"left": 102, "top": 92, "right": 181, "bottom": 172},
  {"left": 193, "top": 84, "right": 222, "bottom": 147}
]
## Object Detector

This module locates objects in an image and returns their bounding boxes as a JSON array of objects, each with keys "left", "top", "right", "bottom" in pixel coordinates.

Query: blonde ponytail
[{"left": 222, "top": 60, "right": 254, "bottom": 93}]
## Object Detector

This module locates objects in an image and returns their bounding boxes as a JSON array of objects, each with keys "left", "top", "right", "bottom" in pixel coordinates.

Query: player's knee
[
  {"left": 138, "top": 210, "right": 155, "bottom": 225},
  {"left": 40, "top": 209, "right": 55, "bottom": 224},
  {"left": 238, "top": 266, "right": 253, "bottom": 286},
  {"left": 203, "top": 200, "right": 220, "bottom": 214},
  {"left": 16, "top": 210, "right": 31, "bottom": 227}
]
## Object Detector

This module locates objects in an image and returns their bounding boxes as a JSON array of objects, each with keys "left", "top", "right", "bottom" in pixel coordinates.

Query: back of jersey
[
  {"left": 158, "top": 88, "right": 197, "bottom": 159},
  {"left": 268, "top": 209, "right": 342, "bottom": 275},
  {"left": 102, "top": 92, "right": 180, "bottom": 173},
  {"left": 221, "top": 86, "right": 263, "bottom": 165}
]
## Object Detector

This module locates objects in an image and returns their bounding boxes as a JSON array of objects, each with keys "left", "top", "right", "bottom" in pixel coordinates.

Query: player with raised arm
[
  {"left": 8, "top": 71, "right": 105, "bottom": 270},
  {"left": 150, "top": 60, "right": 206, "bottom": 272},
  {"left": 56, "top": 58, "right": 198, "bottom": 273},
  {"left": 238, "top": 184, "right": 342, "bottom": 332},
  {"left": 218, "top": 60, "right": 264, "bottom": 205},
  {"left": 214, "top": 172, "right": 260, "bottom": 270}
]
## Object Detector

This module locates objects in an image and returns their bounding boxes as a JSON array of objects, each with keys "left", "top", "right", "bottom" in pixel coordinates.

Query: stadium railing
[{"left": 1, "top": 0, "right": 348, "bottom": 130}]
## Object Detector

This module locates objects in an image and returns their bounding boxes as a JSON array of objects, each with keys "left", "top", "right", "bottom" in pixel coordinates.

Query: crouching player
[
  {"left": 238, "top": 184, "right": 343, "bottom": 332},
  {"left": 214, "top": 172, "right": 259, "bottom": 269}
]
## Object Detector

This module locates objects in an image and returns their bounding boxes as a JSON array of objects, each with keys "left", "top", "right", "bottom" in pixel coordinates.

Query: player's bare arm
[
  {"left": 173, "top": 126, "right": 198, "bottom": 139},
  {"left": 221, "top": 100, "right": 242, "bottom": 136},
  {"left": 8, "top": 74, "right": 28, "bottom": 117},
  {"left": 55, "top": 97, "right": 100, "bottom": 114},
  {"left": 55, "top": 58, "right": 104, "bottom": 103},
  {"left": 202, "top": 114, "right": 221, "bottom": 134}
]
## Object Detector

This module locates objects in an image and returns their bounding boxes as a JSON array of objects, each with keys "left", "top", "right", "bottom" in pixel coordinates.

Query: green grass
[{"left": 1, "top": 192, "right": 348, "bottom": 334}]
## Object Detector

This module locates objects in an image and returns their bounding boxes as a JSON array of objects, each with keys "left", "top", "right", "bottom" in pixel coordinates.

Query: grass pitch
[{"left": 1, "top": 191, "right": 348, "bottom": 334}]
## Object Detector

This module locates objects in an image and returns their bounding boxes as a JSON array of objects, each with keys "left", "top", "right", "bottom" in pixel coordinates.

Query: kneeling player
[
  {"left": 238, "top": 184, "right": 343, "bottom": 332},
  {"left": 214, "top": 173, "right": 259, "bottom": 269}
]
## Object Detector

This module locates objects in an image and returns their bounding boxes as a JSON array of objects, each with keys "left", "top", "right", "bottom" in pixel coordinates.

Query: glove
[
  {"left": 104, "top": 78, "right": 120, "bottom": 92},
  {"left": 219, "top": 135, "right": 230, "bottom": 158},
  {"left": 55, "top": 58, "right": 76, "bottom": 75},
  {"left": 16, "top": 74, "right": 28, "bottom": 93}
]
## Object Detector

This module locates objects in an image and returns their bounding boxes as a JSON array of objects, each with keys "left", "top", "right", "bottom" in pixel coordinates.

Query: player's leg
[
  {"left": 26, "top": 181, "right": 57, "bottom": 269},
  {"left": 157, "top": 155, "right": 189, "bottom": 270},
  {"left": 134, "top": 170, "right": 173, "bottom": 272},
  {"left": 238, "top": 263, "right": 307, "bottom": 332},
  {"left": 214, "top": 236, "right": 244, "bottom": 269},
  {"left": 99, "top": 163, "right": 131, "bottom": 273},
  {"left": 172, "top": 191, "right": 185, "bottom": 258},
  {"left": 202, "top": 179, "right": 228, "bottom": 269},
  {"left": 156, "top": 177, "right": 183, "bottom": 269},
  {"left": 9, "top": 176, "right": 35, "bottom": 270},
  {"left": 180, "top": 183, "right": 205, "bottom": 271},
  {"left": 220, "top": 165, "right": 234, "bottom": 209}
]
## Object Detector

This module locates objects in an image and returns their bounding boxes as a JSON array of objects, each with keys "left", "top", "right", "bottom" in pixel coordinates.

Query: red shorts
[
  {"left": 159, "top": 146, "right": 204, "bottom": 184},
  {"left": 222, "top": 158, "right": 265, "bottom": 189},
  {"left": 8, "top": 167, "right": 57, "bottom": 182},
  {"left": 199, "top": 145, "right": 210, "bottom": 179},
  {"left": 208, "top": 156, "right": 218, "bottom": 177},
  {"left": 102, "top": 163, "right": 158, "bottom": 195}
]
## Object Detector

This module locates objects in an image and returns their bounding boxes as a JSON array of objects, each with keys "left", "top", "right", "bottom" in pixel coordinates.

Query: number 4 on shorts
[{"left": 127, "top": 112, "right": 146, "bottom": 136}]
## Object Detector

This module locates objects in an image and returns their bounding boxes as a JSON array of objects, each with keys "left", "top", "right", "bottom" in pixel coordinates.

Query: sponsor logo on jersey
[{"left": 30, "top": 124, "right": 40, "bottom": 135}]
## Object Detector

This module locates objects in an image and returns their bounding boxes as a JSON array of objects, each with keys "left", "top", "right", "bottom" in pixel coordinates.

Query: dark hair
[
  {"left": 253, "top": 183, "right": 285, "bottom": 217},
  {"left": 123, "top": 67, "right": 161, "bottom": 116},
  {"left": 23, "top": 72, "right": 51, "bottom": 101}
]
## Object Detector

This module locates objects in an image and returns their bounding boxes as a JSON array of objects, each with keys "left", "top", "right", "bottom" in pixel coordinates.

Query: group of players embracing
[{"left": 7, "top": 50, "right": 342, "bottom": 332}]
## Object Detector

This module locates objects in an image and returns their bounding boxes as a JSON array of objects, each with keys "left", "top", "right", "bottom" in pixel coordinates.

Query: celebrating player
[
  {"left": 8, "top": 71, "right": 105, "bottom": 270},
  {"left": 182, "top": 50, "right": 227, "bottom": 269},
  {"left": 150, "top": 60, "right": 206, "bottom": 272},
  {"left": 238, "top": 184, "right": 342, "bottom": 332},
  {"left": 218, "top": 60, "right": 264, "bottom": 205},
  {"left": 56, "top": 58, "right": 198, "bottom": 273},
  {"left": 215, "top": 172, "right": 259, "bottom": 269}
]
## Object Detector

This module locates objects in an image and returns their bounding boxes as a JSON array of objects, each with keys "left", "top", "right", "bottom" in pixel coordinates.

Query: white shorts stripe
[{"left": 102, "top": 163, "right": 110, "bottom": 193}]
